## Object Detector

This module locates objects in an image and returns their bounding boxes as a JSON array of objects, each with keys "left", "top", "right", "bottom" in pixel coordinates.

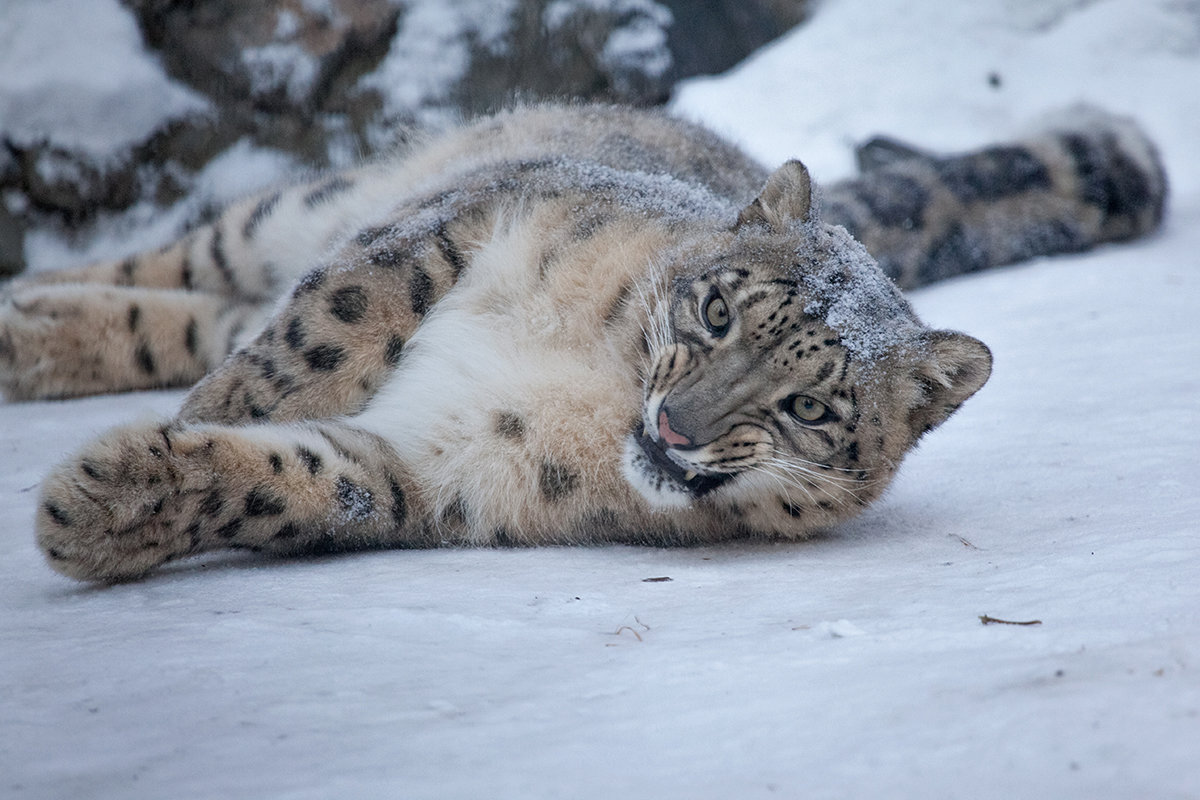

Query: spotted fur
[{"left": 6, "top": 104, "right": 1167, "bottom": 581}]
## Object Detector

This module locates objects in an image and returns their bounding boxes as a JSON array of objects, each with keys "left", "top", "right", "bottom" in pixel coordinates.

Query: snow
[
  {"left": 793, "top": 223, "right": 922, "bottom": 363},
  {"left": 545, "top": 0, "right": 675, "bottom": 91},
  {"left": 0, "top": 0, "right": 295, "bottom": 274},
  {"left": 359, "top": 0, "right": 519, "bottom": 134},
  {"left": 0, "top": 0, "right": 209, "bottom": 158},
  {"left": 3, "top": 0, "right": 1200, "bottom": 797},
  {"left": 673, "top": 0, "right": 1200, "bottom": 201},
  {"left": 241, "top": 41, "right": 321, "bottom": 104},
  {"left": 596, "top": 0, "right": 674, "bottom": 80}
]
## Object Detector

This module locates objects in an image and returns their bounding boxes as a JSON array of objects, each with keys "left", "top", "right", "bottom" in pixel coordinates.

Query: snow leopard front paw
[{"left": 36, "top": 420, "right": 223, "bottom": 582}]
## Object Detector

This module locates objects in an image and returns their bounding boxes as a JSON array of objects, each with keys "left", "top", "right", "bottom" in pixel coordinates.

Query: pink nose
[{"left": 657, "top": 409, "right": 691, "bottom": 447}]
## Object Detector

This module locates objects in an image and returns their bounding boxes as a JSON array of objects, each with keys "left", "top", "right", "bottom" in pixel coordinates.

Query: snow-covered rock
[{"left": 0, "top": 0, "right": 806, "bottom": 276}]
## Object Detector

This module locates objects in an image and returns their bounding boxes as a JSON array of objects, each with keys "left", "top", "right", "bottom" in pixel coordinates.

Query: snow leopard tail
[{"left": 821, "top": 107, "right": 1168, "bottom": 290}]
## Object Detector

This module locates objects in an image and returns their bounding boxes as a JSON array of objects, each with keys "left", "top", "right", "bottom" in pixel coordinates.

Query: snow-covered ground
[{"left": 3, "top": 0, "right": 1198, "bottom": 797}]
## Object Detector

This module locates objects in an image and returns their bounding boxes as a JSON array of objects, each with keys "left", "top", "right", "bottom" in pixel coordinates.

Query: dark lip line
[{"left": 634, "top": 424, "right": 733, "bottom": 497}]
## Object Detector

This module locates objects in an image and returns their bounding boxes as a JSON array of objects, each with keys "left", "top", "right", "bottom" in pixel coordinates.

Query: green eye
[
  {"left": 786, "top": 395, "right": 830, "bottom": 423},
  {"left": 701, "top": 293, "right": 730, "bottom": 335}
]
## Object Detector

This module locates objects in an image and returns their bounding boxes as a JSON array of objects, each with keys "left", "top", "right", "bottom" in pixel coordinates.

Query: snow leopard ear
[
  {"left": 736, "top": 160, "right": 813, "bottom": 230},
  {"left": 907, "top": 330, "right": 993, "bottom": 440}
]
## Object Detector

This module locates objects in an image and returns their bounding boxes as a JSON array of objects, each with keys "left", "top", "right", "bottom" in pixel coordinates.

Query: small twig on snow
[
  {"left": 979, "top": 615, "right": 1042, "bottom": 626},
  {"left": 611, "top": 625, "right": 643, "bottom": 641}
]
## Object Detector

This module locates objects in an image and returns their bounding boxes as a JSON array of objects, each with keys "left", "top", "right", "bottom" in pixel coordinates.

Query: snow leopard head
[{"left": 624, "top": 161, "right": 993, "bottom": 535}]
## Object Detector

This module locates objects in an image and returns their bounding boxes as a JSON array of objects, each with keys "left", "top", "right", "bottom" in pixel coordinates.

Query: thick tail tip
[{"left": 1037, "top": 104, "right": 1169, "bottom": 240}]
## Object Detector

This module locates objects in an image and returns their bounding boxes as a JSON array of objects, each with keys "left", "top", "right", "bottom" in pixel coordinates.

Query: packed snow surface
[{"left": 3, "top": 0, "right": 1199, "bottom": 797}]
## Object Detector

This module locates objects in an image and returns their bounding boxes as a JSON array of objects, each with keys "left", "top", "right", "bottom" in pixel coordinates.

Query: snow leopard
[{"left": 3, "top": 104, "right": 1165, "bottom": 582}]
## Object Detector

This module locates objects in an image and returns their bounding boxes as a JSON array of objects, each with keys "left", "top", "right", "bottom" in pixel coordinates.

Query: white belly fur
[{"left": 353, "top": 216, "right": 642, "bottom": 539}]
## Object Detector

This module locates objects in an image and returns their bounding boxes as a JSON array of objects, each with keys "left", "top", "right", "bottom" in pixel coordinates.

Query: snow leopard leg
[
  {"left": 178, "top": 209, "right": 484, "bottom": 425},
  {"left": 822, "top": 107, "right": 1167, "bottom": 289},
  {"left": 0, "top": 216, "right": 272, "bottom": 400},
  {"left": 37, "top": 417, "right": 437, "bottom": 582},
  {"left": 0, "top": 166, "right": 391, "bottom": 400},
  {"left": 0, "top": 285, "right": 262, "bottom": 400}
]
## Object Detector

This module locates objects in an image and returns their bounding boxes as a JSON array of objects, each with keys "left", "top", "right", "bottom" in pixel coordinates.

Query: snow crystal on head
[{"left": 791, "top": 222, "right": 924, "bottom": 363}]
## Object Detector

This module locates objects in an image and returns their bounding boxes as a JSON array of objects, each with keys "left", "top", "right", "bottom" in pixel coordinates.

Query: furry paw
[
  {"left": 0, "top": 284, "right": 210, "bottom": 401},
  {"left": 0, "top": 286, "right": 127, "bottom": 401},
  {"left": 36, "top": 420, "right": 221, "bottom": 581},
  {"left": 0, "top": 288, "right": 74, "bottom": 400},
  {"left": 35, "top": 417, "right": 396, "bottom": 581}
]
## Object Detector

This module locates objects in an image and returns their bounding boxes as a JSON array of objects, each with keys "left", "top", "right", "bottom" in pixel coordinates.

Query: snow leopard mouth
[{"left": 634, "top": 423, "right": 733, "bottom": 497}]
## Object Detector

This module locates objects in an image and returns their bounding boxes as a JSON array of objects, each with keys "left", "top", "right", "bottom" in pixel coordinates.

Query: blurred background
[{"left": 0, "top": 0, "right": 809, "bottom": 278}]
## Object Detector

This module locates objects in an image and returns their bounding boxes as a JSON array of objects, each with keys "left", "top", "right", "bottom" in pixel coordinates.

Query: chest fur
[{"left": 353, "top": 202, "right": 667, "bottom": 539}]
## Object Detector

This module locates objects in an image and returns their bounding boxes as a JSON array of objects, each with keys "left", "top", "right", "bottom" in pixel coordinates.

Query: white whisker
[
  {"left": 756, "top": 462, "right": 818, "bottom": 505},
  {"left": 774, "top": 451, "right": 861, "bottom": 475},
  {"left": 639, "top": 257, "right": 673, "bottom": 353},
  {"left": 762, "top": 462, "right": 846, "bottom": 508},
  {"left": 755, "top": 453, "right": 871, "bottom": 509},
  {"left": 763, "top": 453, "right": 863, "bottom": 487}
]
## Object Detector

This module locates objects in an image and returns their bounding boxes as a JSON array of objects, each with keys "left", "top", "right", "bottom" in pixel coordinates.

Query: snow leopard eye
[
  {"left": 701, "top": 291, "right": 730, "bottom": 336},
  {"left": 784, "top": 394, "right": 834, "bottom": 424}
]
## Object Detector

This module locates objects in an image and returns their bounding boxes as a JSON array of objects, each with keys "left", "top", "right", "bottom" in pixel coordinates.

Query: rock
[
  {"left": 661, "top": 0, "right": 809, "bottom": 80},
  {"left": 0, "top": 206, "right": 24, "bottom": 280},
  {"left": 0, "top": 0, "right": 809, "bottom": 272}
]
